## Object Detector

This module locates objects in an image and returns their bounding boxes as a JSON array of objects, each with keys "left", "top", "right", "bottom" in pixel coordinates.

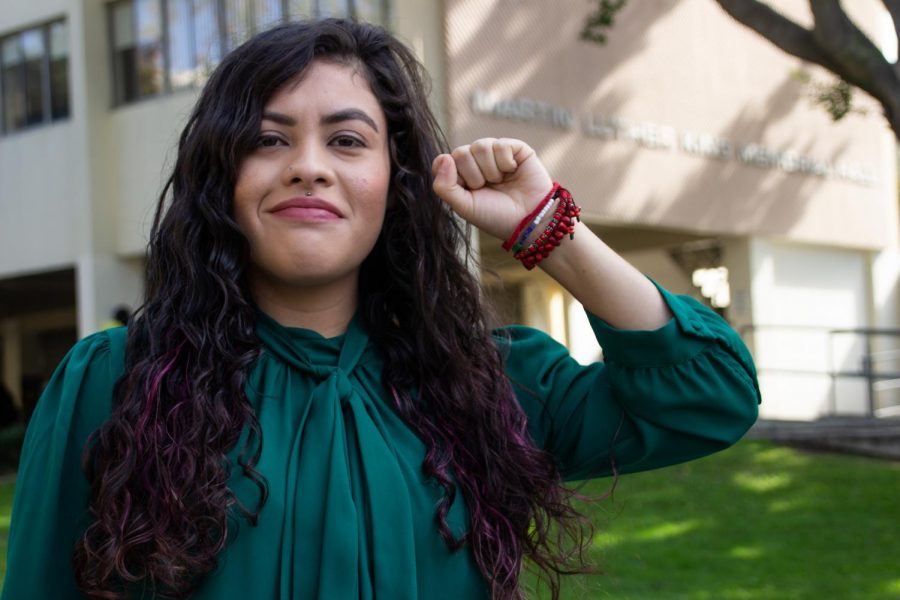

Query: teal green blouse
[{"left": 1, "top": 285, "right": 760, "bottom": 599}]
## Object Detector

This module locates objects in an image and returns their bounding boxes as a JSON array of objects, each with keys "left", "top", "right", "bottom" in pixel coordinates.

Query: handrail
[{"left": 736, "top": 322, "right": 900, "bottom": 418}]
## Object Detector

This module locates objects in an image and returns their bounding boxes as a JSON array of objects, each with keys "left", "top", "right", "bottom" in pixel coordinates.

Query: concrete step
[{"left": 746, "top": 417, "right": 900, "bottom": 461}]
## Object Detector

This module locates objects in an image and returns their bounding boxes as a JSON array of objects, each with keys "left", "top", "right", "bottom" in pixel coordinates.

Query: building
[{"left": 1, "top": 0, "right": 898, "bottom": 422}]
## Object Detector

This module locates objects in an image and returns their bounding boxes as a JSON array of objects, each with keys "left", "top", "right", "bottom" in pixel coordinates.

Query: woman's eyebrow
[
  {"left": 321, "top": 108, "right": 379, "bottom": 133},
  {"left": 261, "top": 111, "right": 296, "bottom": 126},
  {"left": 261, "top": 108, "right": 380, "bottom": 133}
]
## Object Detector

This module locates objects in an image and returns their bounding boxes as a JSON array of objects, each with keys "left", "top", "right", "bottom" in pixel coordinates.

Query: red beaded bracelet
[
  {"left": 511, "top": 186, "right": 580, "bottom": 270},
  {"left": 502, "top": 183, "right": 561, "bottom": 251}
]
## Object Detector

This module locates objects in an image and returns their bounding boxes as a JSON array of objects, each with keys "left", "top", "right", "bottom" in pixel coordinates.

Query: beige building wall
[
  {"left": 449, "top": 0, "right": 899, "bottom": 419},
  {"left": 447, "top": 0, "right": 895, "bottom": 249},
  {"left": 0, "top": 0, "right": 87, "bottom": 279},
  {"left": 0, "top": 122, "right": 83, "bottom": 276}
]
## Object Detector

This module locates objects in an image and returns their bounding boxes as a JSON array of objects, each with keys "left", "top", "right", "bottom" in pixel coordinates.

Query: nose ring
[{"left": 305, "top": 191, "right": 312, "bottom": 197}]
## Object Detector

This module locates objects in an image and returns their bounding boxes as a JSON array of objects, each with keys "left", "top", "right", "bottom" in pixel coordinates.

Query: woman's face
[{"left": 233, "top": 60, "right": 391, "bottom": 293}]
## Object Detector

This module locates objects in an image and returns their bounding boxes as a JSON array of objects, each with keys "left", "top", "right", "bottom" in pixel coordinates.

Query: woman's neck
[{"left": 248, "top": 272, "right": 358, "bottom": 338}]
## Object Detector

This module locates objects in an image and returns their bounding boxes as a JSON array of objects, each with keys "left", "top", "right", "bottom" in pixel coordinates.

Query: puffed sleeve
[
  {"left": 1, "top": 328, "right": 125, "bottom": 599},
  {"left": 498, "top": 283, "right": 760, "bottom": 482}
]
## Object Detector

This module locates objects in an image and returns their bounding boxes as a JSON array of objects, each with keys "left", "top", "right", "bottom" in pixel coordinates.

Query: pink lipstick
[{"left": 269, "top": 197, "right": 343, "bottom": 221}]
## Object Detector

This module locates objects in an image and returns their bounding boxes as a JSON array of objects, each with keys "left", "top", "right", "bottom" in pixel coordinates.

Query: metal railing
[{"left": 738, "top": 324, "right": 900, "bottom": 418}]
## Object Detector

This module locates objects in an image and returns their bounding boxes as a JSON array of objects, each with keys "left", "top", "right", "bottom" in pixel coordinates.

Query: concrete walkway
[{"left": 746, "top": 416, "right": 900, "bottom": 460}]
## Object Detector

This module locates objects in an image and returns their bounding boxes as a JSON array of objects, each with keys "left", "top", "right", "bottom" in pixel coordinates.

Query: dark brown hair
[{"left": 73, "top": 19, "right": 595, "bottom": 599}]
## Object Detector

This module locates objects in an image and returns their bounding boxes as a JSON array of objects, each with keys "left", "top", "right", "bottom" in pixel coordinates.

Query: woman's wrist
[{"left": 536, "top": 222, "right": 673, "bottom": 330}]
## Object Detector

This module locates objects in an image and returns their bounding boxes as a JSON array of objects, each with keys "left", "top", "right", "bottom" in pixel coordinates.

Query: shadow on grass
[{"left": 524, "top": 440, "right": 900, "bottom": 600}]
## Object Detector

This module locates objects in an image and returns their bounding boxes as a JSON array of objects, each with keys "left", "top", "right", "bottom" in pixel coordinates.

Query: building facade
[{"left": 1, "top": 0, "right": 898, "bottom": 421}]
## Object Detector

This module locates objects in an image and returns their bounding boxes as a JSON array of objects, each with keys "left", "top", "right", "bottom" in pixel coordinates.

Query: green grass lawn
[
  {"left": 0, "top": 440, "right": 897, "bottom": 598},
  {"left": 525, "top": 439, "right": 900, "bottom": 599}
]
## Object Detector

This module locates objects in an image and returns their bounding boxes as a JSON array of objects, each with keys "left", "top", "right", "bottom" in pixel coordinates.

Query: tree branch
[
  {"left": 712, "top": 0, "right": 842, "bottom": 73},
  {"left": 882, "top": 0, "right": 900, "bottom": 88},
  {"left": 714, "top": 0, "right": 900, "bottom": 136},
  {"left": 809, "top": 0, "right": 900, "bottom": 124},
  {"left": 881, "top": 0, "right": 900, "bottom": 51}
]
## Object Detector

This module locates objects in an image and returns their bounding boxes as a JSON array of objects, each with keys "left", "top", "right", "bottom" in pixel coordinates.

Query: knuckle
[
  {"left": 451, "top": 145, "right": 471, "bottom": 160},
  {"left": 471, "top": 138, "right": 495, "bottom": 155}
]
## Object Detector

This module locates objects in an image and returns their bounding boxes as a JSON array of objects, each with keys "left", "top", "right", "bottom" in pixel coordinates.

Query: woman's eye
[
  {"left": 331, "top": 135, "right": 364, "bottom": 148},
  {"left": 257, "top": 134, "right": 284, "bottom": 148}
]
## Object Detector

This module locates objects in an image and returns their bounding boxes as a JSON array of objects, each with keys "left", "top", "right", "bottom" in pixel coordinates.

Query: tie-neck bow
[{"left": 250, "top": 309, "right": 418, "bottom": 599}]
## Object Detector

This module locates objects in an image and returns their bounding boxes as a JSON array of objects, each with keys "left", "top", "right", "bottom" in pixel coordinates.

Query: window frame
[
  {"left": 0, "top": 17, "right": 69, "bottom": 136},
  {"left": 107, "top": 0, "right": 391, "bottom": 107}
]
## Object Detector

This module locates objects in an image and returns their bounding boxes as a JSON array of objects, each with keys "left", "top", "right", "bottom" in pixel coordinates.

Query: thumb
[{"left": 431, "top": 154, "right": 472, "bottom": 216}]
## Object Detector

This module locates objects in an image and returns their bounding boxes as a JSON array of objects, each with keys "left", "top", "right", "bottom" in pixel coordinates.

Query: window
[
  {"left": 49, "top": 22, "right": 70, "bottom": 120},
  {"left": 109, "top": 0, "right": 390, "bottom": 105},
  {"left": 167, "top": 0, "right": 197, "bottom": 88},
  {"left": 223, "top": 0, "right": 253, "bottom": 49},
  {"left": 192, "top": 0, "right": 224, "bottom": 80},
  {"left": 110, "top": 0, "right": 164, "bottom": 102},
  {"left": 1, "top": 37, "right": 25, "bottom": 131},
  {"left": 22, "top": 30, "right": 46, "bottom": 127},
  {"left": 254, "top": 0, "right": 284, "bottom": 32},
  {"left": 0, "top": 20, "right": 69, "bottom": 134}
]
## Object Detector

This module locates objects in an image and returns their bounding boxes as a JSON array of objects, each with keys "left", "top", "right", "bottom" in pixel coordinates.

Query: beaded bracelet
[
  {"left": 511, "top": 185, "right": 580, "bottom": 270},
  {"left": 511, "top": 195, "right": 557, "bottom": 253},
  {"left": 501, "top": 183, "right": 560, "bottom": 251}
]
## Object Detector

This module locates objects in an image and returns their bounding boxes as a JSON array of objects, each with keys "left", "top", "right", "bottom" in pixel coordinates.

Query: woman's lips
[
  {"left": 269, "top": 196, "right": 343, "bottom": 221},
  {"left": 271, "top": 206, "right": 341, "bottom": 221}
]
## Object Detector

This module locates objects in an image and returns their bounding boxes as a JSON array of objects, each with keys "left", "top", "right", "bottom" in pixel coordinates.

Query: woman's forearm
[{"left": 536, "top": 221, "right": 673, "bottom": 330}]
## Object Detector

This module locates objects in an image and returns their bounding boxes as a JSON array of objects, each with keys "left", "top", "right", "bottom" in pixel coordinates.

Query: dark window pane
[
  {"left": 136, "top": 0, "right": 163, "bottom": 96},
  {"left": 49, "top": 21, "right": 69, "bottom": 120},
  {"left": 22, "top": 29, "right": 45, "bottom": 126},
  {"left": 224, "top": 0, "right": 251, "bottom": 50},
  {"left": 168, "top": 0, "right": 195, "bottom": 88},
  {"left": 2, "top": 37, "right": 25, "bottom": 131},
  {"left": 111, "top": 0, "right": 163, "bottom": 102},
  {"left": 112, "top": 0, "right": 139, "bottom": 102},
  {"left": 192, "top": 0, "right": 221, "bottom": 81}
]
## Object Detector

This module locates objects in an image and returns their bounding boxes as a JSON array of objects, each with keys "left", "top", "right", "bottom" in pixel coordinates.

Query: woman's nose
[{"left": 282, "top": 143, "right": 332, "bottom": 187}]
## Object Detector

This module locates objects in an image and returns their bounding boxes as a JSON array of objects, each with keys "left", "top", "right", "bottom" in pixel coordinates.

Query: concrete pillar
[
  {"left": 720, "top": 237, "right": 754, "bottom": 349},
  {"left": 521, "top": 277, "right": 567, "bottom": 346},
  {"left": 76, "top": 254, "right": 143, "bottom": 338},
  {"left": 869, "top": 246, "right": 900, "bottom": 414}
]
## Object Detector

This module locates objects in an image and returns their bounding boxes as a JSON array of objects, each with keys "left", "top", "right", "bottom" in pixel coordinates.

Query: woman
[{"left": 1, "top": 18, "right": 760, "bottom": 600}]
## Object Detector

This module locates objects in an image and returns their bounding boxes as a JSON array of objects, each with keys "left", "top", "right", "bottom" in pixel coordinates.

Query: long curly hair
[{"left": 73, "top": 19, "right": 598, "bottom": 599}]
